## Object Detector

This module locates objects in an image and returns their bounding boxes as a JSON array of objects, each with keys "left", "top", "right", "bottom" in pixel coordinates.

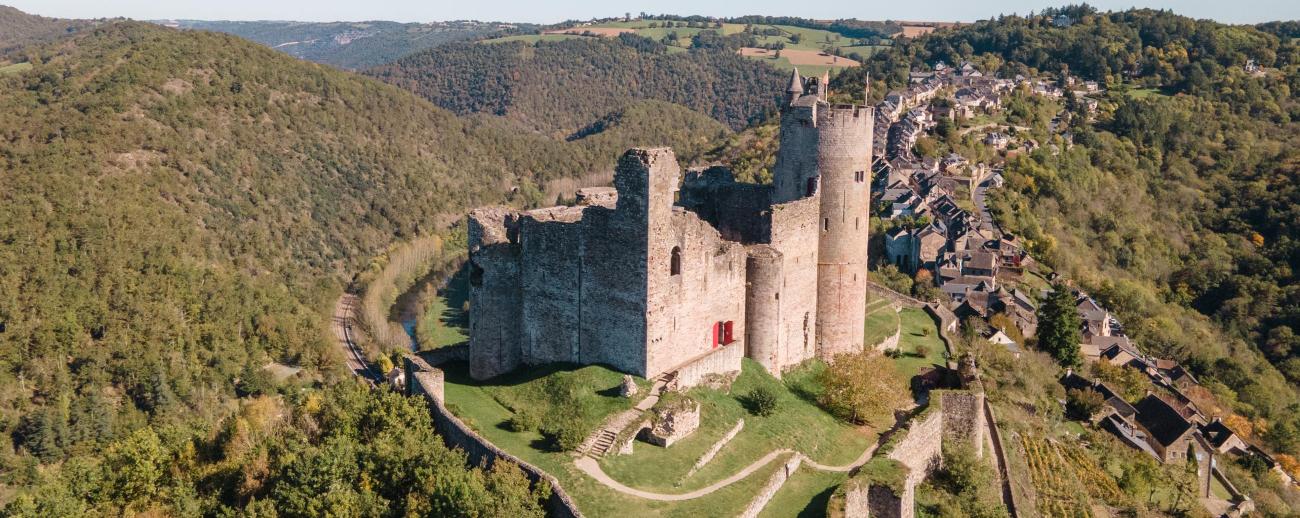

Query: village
[{"left": 868, "top": 59, "right": 1292, "bottom": 515}]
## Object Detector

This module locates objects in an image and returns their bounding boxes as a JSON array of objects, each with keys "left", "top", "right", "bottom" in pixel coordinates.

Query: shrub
[
  {"left": 1065, "top": 387, "right": 1105, "bottom": 420},
  {"left": 506, "top": 409, "right": 541, "bottom": 432},
  {"left": 915, "top": 344, "right": 931, "bottom": 358},
  {"left": 742, "top": 386, "right": 779, "bottom": 417},
  {"left": 539, "top": 420, "right": 585, "bottom": 452}
]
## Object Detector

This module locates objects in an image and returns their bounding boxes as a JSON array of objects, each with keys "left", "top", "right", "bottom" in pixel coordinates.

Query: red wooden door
[{"left": 711, "top": 322, "right": 720, "bottom": 348}]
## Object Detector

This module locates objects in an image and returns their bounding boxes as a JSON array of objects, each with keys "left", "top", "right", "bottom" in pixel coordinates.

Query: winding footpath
[{"left": 573, "top": 425, "right": 888, "bottom": 501}]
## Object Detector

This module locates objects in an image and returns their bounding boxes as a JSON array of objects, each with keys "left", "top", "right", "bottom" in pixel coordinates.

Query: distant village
[{"left": 869, "top": 60, "right": 1290, "bottom": 511}]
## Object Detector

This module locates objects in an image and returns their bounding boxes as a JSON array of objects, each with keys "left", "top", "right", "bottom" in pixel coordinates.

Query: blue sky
[{"left": 11, "top": 0, "right": 1300, "bottom": 24}]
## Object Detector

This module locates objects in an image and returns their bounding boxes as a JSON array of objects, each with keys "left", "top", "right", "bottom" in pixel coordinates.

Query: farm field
[{"left": 479, "top": 19, "right": 874, "bottom": 76}]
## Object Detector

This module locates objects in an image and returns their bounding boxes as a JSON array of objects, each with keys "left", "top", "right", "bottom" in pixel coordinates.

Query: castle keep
[{"left": 467, "top": 70, "right": 875, "bottom": 381}]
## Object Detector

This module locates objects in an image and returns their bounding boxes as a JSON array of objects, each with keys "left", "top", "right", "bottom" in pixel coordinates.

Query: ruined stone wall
[
  {"left": 939, "top": 390, "right": 986, "bottom": 457},
  {"left": 739, "top": 454, "right": 804, "bottom": 518},
  {"left": 768, "top": 195, "right": 822, "bottom": 370},
  {"left": 646, "top": 205, "right": 748, "bottom": 377},
  {"left": 815, "top": 104, "right": 874, "bottom": 359},
  {"left": 518, "top": 208, "right": 584, "bottom": 365},
  {"left": 885, "top": 406, "right": 944, "bottom": 488},
  {"left": 467, "top": 209, "right": 523, "bottom": 380},
  {"left": 574, "top": 204, "right": 647, "bottom": 374},
  {"left": 680, "top": 167, "right": 773, "bottom": 244}
]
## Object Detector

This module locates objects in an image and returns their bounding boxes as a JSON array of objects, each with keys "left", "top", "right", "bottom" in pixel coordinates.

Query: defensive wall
[
  {"left": 404, "top": 355, "right": 584, "bottom": 518},
  {"left": 827, "top": 390, "right": 987, "bottom": 518}
]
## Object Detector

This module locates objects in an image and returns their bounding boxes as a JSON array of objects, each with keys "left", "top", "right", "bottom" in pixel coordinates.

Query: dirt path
[{"left": 574, "top": 423, "right": 892, "bottom": 500}]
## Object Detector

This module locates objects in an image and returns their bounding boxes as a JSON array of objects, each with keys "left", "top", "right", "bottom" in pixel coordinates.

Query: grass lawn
[
  {"left": 863, "top": 298, "right": 899, "bottom": 347},
  {"left": 1126, "top": 87, "right": 1170, "bottom": 99},
  {"left": 890, "top": 308, "right": 947, "bottom": 378},
  {"left": 442, "top": 362, "right": 806, "bottom": 517},
  {"left": 0, "top": 62, "right": 32, "bottom": 75},
  {"left": 416, "top": 268, "right": 469, "bottom": 350},
  {"left": 757, "top": 468, "right": 845, "bottom": 518},
  {"left": 599, "top": 360, "right": 875, "bottom": 492}
]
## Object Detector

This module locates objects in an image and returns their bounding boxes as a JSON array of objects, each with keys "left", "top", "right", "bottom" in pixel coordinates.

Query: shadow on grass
[{"left": 797, "top": 485, "right": 838, "bottom": 518}]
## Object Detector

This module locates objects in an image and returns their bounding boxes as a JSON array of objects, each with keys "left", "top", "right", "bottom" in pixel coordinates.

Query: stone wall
[
  {"left": 406, "top": 360, "right": 584, "bottom": 518},
  {"left": 866, "top": 281, "right": 926, "bottom": 308},
  {"left": 871, "top": 327, "right": 901, "bottom": 353},
  {"left": 830, "top": 389, "right": 990, "bottom": 518},
  {"left": 739, "top": 454, "right": 804, "bottom": 518},
  {"left": 767, "top": 195, "right": 823, "bottom": 371},
  {"left": 671, "top": 340, "right": 744, "bottom": 389},
  {"left": 939, "top": 390, "right": 986, "bottom": 457}
]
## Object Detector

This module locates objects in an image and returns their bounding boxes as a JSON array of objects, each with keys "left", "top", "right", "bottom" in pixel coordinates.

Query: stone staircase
[{"left": 579, "top": 372, "right": 675, "bottom": 458}]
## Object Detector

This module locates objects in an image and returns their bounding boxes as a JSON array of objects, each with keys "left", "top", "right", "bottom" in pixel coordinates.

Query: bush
[
  {"left": 741, "top": 386, "right": 779, "bottom": 417},
  {"left": 539, "top": 419, "right": 585, "bottom": 452},
  {"left": 506, "top": 409, "right": 541, "bottom": 432},
  {"left": 915, "top": 344, "right": 931, "bottom": 358},
  {"left": 1065, "top": 387, "right": 1105, "bottom": 420}
]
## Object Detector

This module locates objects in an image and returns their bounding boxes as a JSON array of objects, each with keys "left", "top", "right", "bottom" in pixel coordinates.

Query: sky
[{"left": 11, "top": 0, "right": 1300, "bottom": 25}]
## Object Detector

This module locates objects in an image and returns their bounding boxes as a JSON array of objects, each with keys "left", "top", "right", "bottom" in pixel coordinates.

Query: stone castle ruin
[{"left": 466, "top": 70, "right": 875, "bottom": 382}]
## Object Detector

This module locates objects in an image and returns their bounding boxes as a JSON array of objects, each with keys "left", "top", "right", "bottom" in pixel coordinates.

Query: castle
[{"left": 466, "top": 70, "right": 875, "bottom": 382}]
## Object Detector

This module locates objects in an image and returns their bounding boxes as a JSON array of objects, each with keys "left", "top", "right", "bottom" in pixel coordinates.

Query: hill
[
  {"left": 841, "top": 4, "right": 1300, "bottom": 464},
  {"left": 0, "top": 5, "right": 97, "bottom": 54},
  {"left": 167, "top": 19, "right": 528, "bottom": 69},
  {"left": 367, "top": 35, "right": 786, "bottom": 137},
  {"left": 0, "top": 20, "right": 727, "bottom": 513}
]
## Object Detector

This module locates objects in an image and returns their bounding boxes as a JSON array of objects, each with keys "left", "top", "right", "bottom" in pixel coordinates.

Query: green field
[
  {"left": 442, "top": 361, "right": 829, "bottom": 517},
  {"left": 890, "top": 308, "right": 947, "bottom": 378},
  {"left": 599, "top": 360, "right": 875, "bottom": 492},
  {"left": 757, "top": 468, "right": 845, "bottom": 518},
  {"left": 416, "top": 270, "right": 469, "bottom": 350},
  {"left": 479, "top": 20, "right": 875, "bottom": 76},
  {"left": 0, "top": 62, "right": 32, "bottom": 76},
  {"left": 863, "top": 297, "right": 900, "bottom": 347}
]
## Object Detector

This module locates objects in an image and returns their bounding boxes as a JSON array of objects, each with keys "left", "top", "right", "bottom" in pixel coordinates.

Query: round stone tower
[
  {"left": 744, "top": 245, "right": 783, "bottom": 374},
  {"left": 813, "top": 102, "right": 874, "bottom": 359}
]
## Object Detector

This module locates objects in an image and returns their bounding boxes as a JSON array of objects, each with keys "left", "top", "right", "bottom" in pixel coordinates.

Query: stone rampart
[
  {"left": 405, "top": 358, "right": 584, "bottom": 518},
  {"left": 866, "top": 281, "right": 926, "bottom": 308},
  {"left": 871, "top": 327, "right": 901, "bottom": 352},
  {"left": 829, "top": 389, "right": 989, "bottom": 518},
  {"left": 670, "top": 341, "right": 744, "bottom": 389},
  {"left": 739, "top": 454, "right": 804, "bottom": 518}
]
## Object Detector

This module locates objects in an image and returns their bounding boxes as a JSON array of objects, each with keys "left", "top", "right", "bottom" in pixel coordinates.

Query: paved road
[
  {"left": 973, "top": 177, "right": 998, "bottom": 233},
  {"left": 333, "top": 294, "right": 380, "bottom": 384}
]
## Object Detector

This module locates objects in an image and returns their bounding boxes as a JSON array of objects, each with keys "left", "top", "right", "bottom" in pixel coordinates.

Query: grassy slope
[{"left": 442, "top": 360, "right": 875, "bottom": 516}]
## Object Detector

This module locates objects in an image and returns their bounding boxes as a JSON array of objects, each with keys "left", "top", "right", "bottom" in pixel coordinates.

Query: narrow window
[
  {"left": 823, "top": 218, "right": 829, "bottom": 232},
  {"left": 856, "top": 217, "right": 860, "bottom": 229},
  {"left": 806, "top": 177, "right": 818, "bottom": 196},
  {"left": 855, "top": 171, "right": 865, "bottom": 182},
  {"left": 670, "top": 246, "right": 682, "bottom": 276}
]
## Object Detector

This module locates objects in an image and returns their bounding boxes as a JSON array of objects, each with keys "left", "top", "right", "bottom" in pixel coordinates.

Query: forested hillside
[
  {"left": 170, "top": 19, "right": 524, "bottom": 70},
  {"left": 0, "top": 5, "right": 97, "bottom": 54},
  {"left": 830, "top": 7, "right": 1300, "bottom": 458},
  {"left": 367, "top": 35, "right": 786, "bottom": 136},
  {"left": 0, "top": 21, "right": 724, "bottom": 513}
]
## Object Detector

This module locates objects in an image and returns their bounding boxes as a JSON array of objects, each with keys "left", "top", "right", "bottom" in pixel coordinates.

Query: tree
[
  {"left": 1037, "top": 284, "right": 1082, "bottom": 367},
  {"left": 1065, "top": 387, "right": 1105, "bottom": 420},
  {"left": 817, "top": 351, "right": 908, "bottom": 425}
]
